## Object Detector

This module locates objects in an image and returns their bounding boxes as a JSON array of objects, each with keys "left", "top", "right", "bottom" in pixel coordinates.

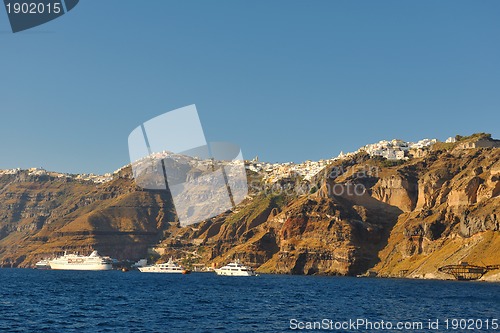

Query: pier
[{"left": 438, "top": 262, "right": 497, "bottom": 281}]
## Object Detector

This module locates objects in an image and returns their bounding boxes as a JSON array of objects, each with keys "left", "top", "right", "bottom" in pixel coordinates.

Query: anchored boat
[
  {"left": 49, "top": 251, "right": 113, "bottom": 271},
  {"left": 214, "top": 260, "right": 257, "bottom": 276},
  {"left": 138, "top": 257, "right": 189, "bottom": 274},
  {"left": 35, "top": 259, "right": 51, "bottom": 270}
]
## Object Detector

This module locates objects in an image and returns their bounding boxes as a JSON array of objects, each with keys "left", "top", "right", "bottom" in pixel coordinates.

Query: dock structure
[{"left": 438, "top": 263, "right": 491, "bottom": 281}]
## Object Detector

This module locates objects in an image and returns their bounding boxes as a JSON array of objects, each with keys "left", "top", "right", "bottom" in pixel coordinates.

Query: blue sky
[{"left": 1, "top": 1, "right": 499, "bottom": 174}]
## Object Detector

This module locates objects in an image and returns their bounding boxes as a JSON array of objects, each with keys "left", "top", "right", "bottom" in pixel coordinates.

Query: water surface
[{"left": 0, "top": 269, "right": 498, "bottom": 332}]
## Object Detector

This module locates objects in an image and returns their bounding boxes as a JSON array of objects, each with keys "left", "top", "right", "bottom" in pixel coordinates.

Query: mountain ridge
[{"left": 1, "top": 133, "right": 499, "bottom": 281}]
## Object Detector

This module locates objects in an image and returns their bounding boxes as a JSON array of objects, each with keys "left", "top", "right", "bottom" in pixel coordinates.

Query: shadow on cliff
[{"left": 326, "top": 183, "right": 405, "bottom": 274}]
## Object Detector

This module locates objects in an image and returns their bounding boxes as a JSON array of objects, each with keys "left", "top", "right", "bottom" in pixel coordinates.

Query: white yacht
[
  {"left": 138, "top": 257, "right": 188, "bottom": 273},
  {"left": 214, "top": 260, "right": 257, "bottom": 276},
  {"left": 35, "top": 259, "right": 51, "bottom": 269},
  {"left": 49, "top": 251, "right": 113, "bottom": 271}
]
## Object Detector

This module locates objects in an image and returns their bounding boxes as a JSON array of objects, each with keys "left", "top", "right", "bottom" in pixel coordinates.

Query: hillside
[
  {"left": 0, "top": 168, "right": 176, "bottom": 266},
  {"left": 0, "top": 135, "right": 499, "bottom": 281}
]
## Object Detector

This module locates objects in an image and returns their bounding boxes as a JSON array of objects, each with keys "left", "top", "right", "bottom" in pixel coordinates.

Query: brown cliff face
[
  {"left": 157, "top": 146, "right": 499, "bottom": 278},
  {"left": 257, "top": 194, "right": 395, "bottom": 275},
  {"left": 371, "top": 175, "right": 417, "bottom": 212},
  {"left": 1, "top": 141, "right": 499, "bottom": 280},
  {"left": 374, "top": 148, "right": 500, "bottom": 280},
  {"left": 0, "top": 169, "right": 176, "bottom": 267}
]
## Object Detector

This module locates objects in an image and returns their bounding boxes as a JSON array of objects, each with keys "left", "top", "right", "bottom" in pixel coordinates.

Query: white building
[{"left": 446, "top": 137, "right": 457, "bottom": 143}]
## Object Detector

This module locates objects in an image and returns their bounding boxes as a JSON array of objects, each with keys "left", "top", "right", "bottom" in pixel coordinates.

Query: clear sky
[{"left": 1, "top": 1, "right": 499, "bottom": 174}]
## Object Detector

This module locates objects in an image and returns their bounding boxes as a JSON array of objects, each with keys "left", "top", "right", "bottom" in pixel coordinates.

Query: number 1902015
[
  {"left": 5, "top": 2, "right": 62, "bottom": 14},
  {"left": 445, "top": 318, "right": 499, "bottom": 330}
]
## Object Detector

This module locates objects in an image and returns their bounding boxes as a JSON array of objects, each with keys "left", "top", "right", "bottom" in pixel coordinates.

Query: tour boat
[
  {"left": 35, "top": 259, "right": 51, "bottom": 269},
  {"left": 138, "top": 257, "right": 187, "bottom": 273},
  {"left": 49, "top": 251, "right": 113, "bottom": 271},
  {"left": 214, "top": 260, "right": 257, "bottom": 276}
]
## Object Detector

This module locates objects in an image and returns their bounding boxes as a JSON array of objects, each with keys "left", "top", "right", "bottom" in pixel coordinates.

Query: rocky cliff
[
  {"left": 373, "top": 147, "right": 500, "bottom": 280},
  {"left": 133, "top": 143, "right": 500, "bottom": 279},
  {"left": 0, "top": 168, "right": 176, "bottom": 266},
  {"left": 1, "top": 136, "right": 499, "bottom": 280}
]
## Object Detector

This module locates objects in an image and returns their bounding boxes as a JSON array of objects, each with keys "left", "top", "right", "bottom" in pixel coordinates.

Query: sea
[{"left": 0, "top": 269, "right": 498, "bottom": 333}]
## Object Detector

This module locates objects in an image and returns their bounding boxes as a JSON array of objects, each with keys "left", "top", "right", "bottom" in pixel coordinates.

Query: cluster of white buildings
[
  {"left": 0, "top": 168, "right": 21, "bottom": 175},
  {"left": 446, "top": 137, "right": 457, "bottom": 143},
  {"left": 247, "top": 137, "right": 440, "bottom": 184},
  {"left": 355, "top": 138, "right": 438, "bottom": 161},
  {"left": 1, "top": 137, "right": 443, "bottom": 186},
  {"left": 75, "top": 173, "right": 113, "bottom": 183},
  {"left": 28, "top": 167, "right": 48, "bottom": 176},
  {"left": 410, "top": 138, "right": 439, "bottom": 149},
  {"left": 246, "top": 157, "right": 336, "bottom": 184},
  {"left": 0, "top": 167, "right": 113, "bottom": 184}
]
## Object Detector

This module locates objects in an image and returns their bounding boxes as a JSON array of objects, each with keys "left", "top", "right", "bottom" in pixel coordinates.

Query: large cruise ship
[
  {"left": 49, "top": 251, "right": 113, "bottom": 271},
  {"left": 214, "top": 260, "right": 257, "bottom": 276}
]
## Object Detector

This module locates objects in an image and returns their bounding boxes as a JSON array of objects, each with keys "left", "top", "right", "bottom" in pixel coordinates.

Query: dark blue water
[{"left": 0, "top": 269, "right": 498, "bottom": 332}]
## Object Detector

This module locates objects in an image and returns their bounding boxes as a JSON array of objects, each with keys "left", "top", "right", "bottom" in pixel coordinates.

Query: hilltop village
[{"left": 3, "top": 135, "right": 500, "bottom": 186}]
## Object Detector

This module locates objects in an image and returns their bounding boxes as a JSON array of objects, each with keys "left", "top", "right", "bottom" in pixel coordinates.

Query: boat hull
[
  {"left": 214, "top": 269, "right": 256, "bottom": 276},
  {"left": 138, "top": 267, "right": 184, "bottom": 273},
  {"left": 137, "top": 258, "right": 186, "bottom": 273},
  {"left": 49, "top": 263, "right": 112, "bottom": 271}
]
